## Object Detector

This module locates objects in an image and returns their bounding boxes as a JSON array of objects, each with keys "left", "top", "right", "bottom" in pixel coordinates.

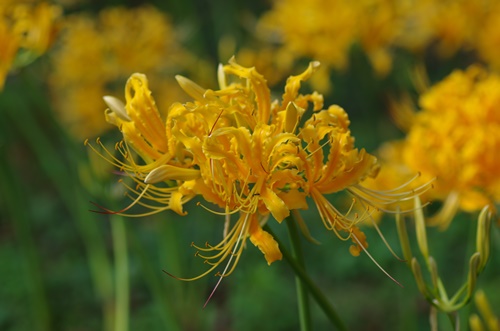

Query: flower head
[{"left": 88, "top": 58, "right": 427, "bottom": 283}]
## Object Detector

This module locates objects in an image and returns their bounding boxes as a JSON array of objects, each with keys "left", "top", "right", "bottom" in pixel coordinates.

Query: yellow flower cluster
[
  {"left": 405, "top": 66, "right": 500, "bottom": 211},
  {"left": 258, "top": 0, "right": 500, "bottom": 77},
  {"left": 49, "top": 5, "right": 212, "bottom": 139},
  {"left": 258, "top": 0, "right": 364, "bottom": 74},
  {"left": 0, "top": 1, "right": 60, "bottom": 89},
  {"left": 88, "top": 59, "right": 423, "bottom": 280},
  {"left": 370, "top": 65, "right": 500, "bottom": 227}
]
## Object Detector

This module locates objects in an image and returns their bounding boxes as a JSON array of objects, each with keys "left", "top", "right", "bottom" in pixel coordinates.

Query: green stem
[
  {"left": 264, "top": 225, "right": 347, "bottom": 331},
  {"left": 429, "top": 306, "right": 438, "bottom": 331},
  {"left": 447, "top": 311, "right": 459, "bottom": 331},
  {"left": 111, "top": 215, "right": 129, "bottom": 331},
  {"left": 286, "top": 216, "right": 312, "bottom": 331}
]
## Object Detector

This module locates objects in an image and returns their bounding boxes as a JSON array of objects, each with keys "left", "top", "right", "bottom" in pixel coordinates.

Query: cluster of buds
[{"left": 397, "top": 197, "right": 493, "bottom": 313}]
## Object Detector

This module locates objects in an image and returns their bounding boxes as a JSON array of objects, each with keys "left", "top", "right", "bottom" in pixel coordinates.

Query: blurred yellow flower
[
  {"left": 0, "top": 2, "right": 60, "bottom": 89},
  {"left": 395, "top": 0, "right": 500, "bottom": 63},
  {"left": 49, "top": 5, "right": 213, "bottom": 139},
  {"left": 373, "top": 65, "right": 500, "bottom": 227},
  {"left": 0, "top": 14, "right": 19, "bottom": 90},
  {"left": 356, "top": 0, "right": 404, "bottom": 76},
  {"left": 258, "top": 0, "right": 432, "bottom": 76},
  {"left": 476, "top": 2, "right": 500, "bottom": 72},
  {"left": 258, "top": 0, "right": 359, "bottom": 72},
  {"left": 405, "top": 66, "right": 500, "bottom": 212},
  {"left": 232, "top": 45, "right": 295, "bottom": 88},
  {"left": 88, "top": 59, "right": 427, "bottom": 282},
  {"left": 258, "top": 0, "right": 500, "bottom": 77}
]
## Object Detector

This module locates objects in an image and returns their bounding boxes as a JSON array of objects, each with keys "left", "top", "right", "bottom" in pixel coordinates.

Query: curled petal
[
  {"left": 113, "top": 73, "right": 169, "bottom": 160},
  {"left": 224, "top": 56, "right": 271, "bottom": 124},
  {"left": 282, "top": 61, "right": 321, "bottom": 108},
  {"left": 249, "top": 215, "right": 282, "bottom": 265},
  {"left": 175, "top": 75, "right": 207, "bottom": 102},
  {"left": 278, "top": 190, "right": 308, "bottom": 211},
  {"left": 261, "top": 187, "right": 289, "bottom": 222},
  {"left": 103, "top": 95, "right": 130, "bottom": 121},
  {"left": 145, "top": 165, "right": 201, "bottom": 184},
  {"left": 170, "top": 191, "right": 187, "bottom": 216},
  {"left": 319, "top": 149, "right": 379, "bottom": 194},
  {"left": 284, "top": 101, "right": 300, "bottom": 133}
]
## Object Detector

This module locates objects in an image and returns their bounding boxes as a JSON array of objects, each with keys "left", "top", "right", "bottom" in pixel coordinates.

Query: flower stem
[
  {"left": 264, "top": 224, "right": 347, "bottom": 331},
  {"left": 111, "top": 215, "right": 129, "bottom": 331},
  {"left": 447, "top": 311, "right": 459, "bottom": 331},
  {"left": 286, "top": 216, "right": 312, "bottom": 331}
]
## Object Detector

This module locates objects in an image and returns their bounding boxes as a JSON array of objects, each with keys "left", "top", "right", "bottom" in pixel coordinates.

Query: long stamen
[
  {"left": 351, "top": 233, "right": 403, "bottom": 287},
  {"left": 356, "top": 199, "right": 406, "bottom": 262},
  {"left": 196, "top": 202, "right": 242, "bottom": 216},
  {"left": 203, "top": 213, "right": 250, "bottom": 308},
  {"left": 349, "top": 177, "right": 435, "bottom": 212},
  {"left": 209, "top": 109, "right": 225, "bottom": 136},
  {"left": 353, "top": 176, "right": 435, "bottom": 201},
  {"left": 163, "top": 212, "right": 248, "bottom": 285},
  {"left": 223, "top": 211, "right": 230, "bottom": 239},
  {"left": 85, "top": 138, "right": 131, "bottom": 171},
  {"left": 89, "top": 184, "right": 151, "bottom": 214},
  {"left": 305, "top": 139, "right": 330, "bottom": 158}
]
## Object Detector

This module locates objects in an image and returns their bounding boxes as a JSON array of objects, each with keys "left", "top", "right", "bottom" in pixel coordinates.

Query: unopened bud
[
  {"left": 395, "top": 210, "right": 413, "bottom": 266},
  {"left": 414, "top": 197, "right": 429, "bottom": 260},
  {"left": 476, "top": 206, "right": 492, "bottom": 272}
]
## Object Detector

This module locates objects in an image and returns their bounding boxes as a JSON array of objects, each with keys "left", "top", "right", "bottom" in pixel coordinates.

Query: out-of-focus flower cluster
[
  {"left": 258, "top": 0, "right": 500, "bottom": 78},
  {"left": 49, "top": 5, "right": 213, "bottom": 139},
  {"left": 367, "top": 65, "right": 500, "bottom": 228},
  {"left": 88, "top": 59, "right": 425, "bottom": 279},
  {"left": 0, "top": 1, "right": 60, "bottom": 89}
]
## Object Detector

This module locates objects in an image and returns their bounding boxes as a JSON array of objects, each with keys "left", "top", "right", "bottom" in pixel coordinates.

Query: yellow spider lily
[{"left": 88, "top": 58, "right": 429, "bottom": 287}]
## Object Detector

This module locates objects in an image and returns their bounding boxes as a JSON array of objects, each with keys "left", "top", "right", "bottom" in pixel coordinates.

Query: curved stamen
[
  {"left": 203, "top": 212, "right": 250, "bottom": 308},
  {"left": 351, "top": 232, "right": 403, "bottom": 288},
  {"left": 89, "top": 184, "right": 151, "bottom": 214}
]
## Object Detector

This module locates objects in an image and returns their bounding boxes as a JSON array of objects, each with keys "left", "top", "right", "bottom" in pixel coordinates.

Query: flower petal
[
  {"left": 261, "top": 186, "right": 289, "bottom": 222},
  {"left": 144, "top": 165, "right": 200, "bottom": 184},
  {"left": 249, "top": 215, "right": 282, "bottom": 265}
]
